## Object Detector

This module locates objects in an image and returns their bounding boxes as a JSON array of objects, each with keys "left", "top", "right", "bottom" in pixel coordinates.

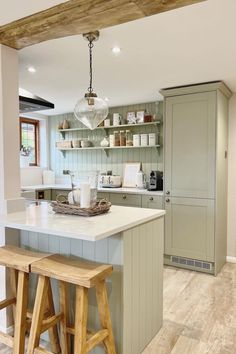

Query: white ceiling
[
  {"left": 0, "top": 0, "right": 69, "bottom": 26},
  {"left": 18, "top": 0, "right": 236, "bottom": 115}
]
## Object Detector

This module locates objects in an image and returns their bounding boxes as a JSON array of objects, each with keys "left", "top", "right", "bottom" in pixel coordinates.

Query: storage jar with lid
[
  {"left": 133, "top": 134, "right": 140, "bottom": 147},
  {"left": 126, "top": 130, "right": 133, "bottom": 146},
  {"left": 141, "top": 134, "right": 148, "bottom": 147},
  {"left": 109, "top": 134, "right": 115, "bottom": 147},
  {"left": 149, "top": 133, "right": 157, "bottom": 146},
  {"left": 114, "top": 131, "right": 120, "bottom": 146},
  {"left": 120, "top": 130, "right": 126, "bottom": 146}
]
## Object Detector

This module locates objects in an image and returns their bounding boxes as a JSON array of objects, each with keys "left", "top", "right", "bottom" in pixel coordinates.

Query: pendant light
[{"left": 74, "top": 31, "right": 108, "bottom": 130}]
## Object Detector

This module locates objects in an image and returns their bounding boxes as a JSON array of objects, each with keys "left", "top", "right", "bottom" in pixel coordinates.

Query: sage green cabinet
[
  {"left": 164, "top": 197, "right": 214, "bottom": 261},
  {"left": 161, "top": 82, "right": 232, "bottom": 274},
  {"left": 109, "top": 193, "right": 142, "bottom": 207},
  {"left": 36, "top": 189, "right": 52, "bottom": 200},
  {"left": 97, "top": 192, "right": 110, "bottom": 200},
  {"left": 142, "top": 195, "right": 163, "bottom": 209},
  {"left": 51, "top": 189, "right": 69, "bottom": 201},
  {"left": 164, "top": 91, "right": 216, "bottom": 199}
]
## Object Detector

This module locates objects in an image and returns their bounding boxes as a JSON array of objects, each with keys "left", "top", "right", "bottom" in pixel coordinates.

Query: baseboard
[{"left": 227, "top": 256, "right": 236, "bottom": 263}]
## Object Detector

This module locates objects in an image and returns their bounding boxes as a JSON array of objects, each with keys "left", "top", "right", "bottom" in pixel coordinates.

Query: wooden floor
[
  {"left": 143, "top": 263, "right": 236, "bottom": 354},
  {"left": 1, "top": 263, "right": 236, "bottom": 353}
]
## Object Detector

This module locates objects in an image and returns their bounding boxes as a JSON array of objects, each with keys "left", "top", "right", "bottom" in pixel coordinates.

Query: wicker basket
[{"left": 51, "top": 198, "right": 111, "bottom": 217}]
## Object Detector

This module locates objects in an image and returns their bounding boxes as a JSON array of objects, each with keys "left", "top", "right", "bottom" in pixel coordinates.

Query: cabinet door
[
  {"left": 165, "top": 92, "right": 216, "bottom": 198},
  {"left": 109, "top": 193, "right": 142, "bottom": 207},
  {"left": 51, "top": 189, "right": 69, "bottom": 201},
  {"left": 165, "top": 197, "right": 214, "bottom": 261},
  {"left": 142, "top": 195, "right": 163, "bottom": 209}
]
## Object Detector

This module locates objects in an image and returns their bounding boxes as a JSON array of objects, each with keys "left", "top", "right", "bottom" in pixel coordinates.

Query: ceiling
[
  {"left": 17, "top": 0, "right": 236, "bottom": 115},
  {"left": 0, "top": 0, "right": 69, "bottom": 26}
]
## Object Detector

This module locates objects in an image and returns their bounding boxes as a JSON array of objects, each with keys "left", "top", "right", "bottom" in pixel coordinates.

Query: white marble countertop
[
  {"left": 21, "top": 184, "right": 164, "bottom": 196},
  {"left": 0, "top": 202, "right": 165, "bottom": 242}
]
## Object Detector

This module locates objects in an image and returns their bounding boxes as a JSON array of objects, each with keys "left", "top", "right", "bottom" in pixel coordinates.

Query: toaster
[{"left": 99, "top": 175, "right": 122, "bottom": 188}]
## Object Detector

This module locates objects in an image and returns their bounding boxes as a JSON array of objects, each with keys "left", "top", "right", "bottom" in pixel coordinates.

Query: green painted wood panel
[
  {"left": 165, "top": 197, "right": 215, "bottom": 262},
  {"left": 165, "top": 92, "right": 216, "bottom": 198}
]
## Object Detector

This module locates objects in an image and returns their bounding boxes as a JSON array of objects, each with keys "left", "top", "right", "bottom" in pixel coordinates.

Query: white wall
[{"left": 227, "top": 94, "right": 236, "bottom": 257}]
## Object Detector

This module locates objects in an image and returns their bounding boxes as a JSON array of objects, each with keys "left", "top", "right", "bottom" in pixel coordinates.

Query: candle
[{"left": 80, "top": 182, "right": 91, "bottom": 208}]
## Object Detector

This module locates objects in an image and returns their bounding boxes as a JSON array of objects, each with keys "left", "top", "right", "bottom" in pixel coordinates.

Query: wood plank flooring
[
  {"left": 1, "top": 263, "right": 236, "bottom": 353},
  {"left": 143, "top": 263, "right": 236, "bottom": 354}
]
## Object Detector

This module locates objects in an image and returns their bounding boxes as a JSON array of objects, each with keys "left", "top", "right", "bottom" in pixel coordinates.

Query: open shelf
[
  {"left": 58, "top": 121, "right": 161, "bottom": 138},
  {"left": 57, "top": 144, "right": 161, "bottom": 157}
]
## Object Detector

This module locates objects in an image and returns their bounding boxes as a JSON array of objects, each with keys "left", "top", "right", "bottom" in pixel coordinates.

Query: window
[{"left": 20, "top": 118, "right": 40, "bottom": 166}]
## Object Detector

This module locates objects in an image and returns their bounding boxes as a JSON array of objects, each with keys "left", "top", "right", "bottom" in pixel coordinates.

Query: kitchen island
[{"left": 0, "top": 202, "right": 165, "bottom": 354}]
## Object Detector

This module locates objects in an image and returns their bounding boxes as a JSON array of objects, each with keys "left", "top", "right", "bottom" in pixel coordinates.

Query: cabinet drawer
[
  {"left": 142, "top": 195, "right": 163, "bottom": 209},
  {"left": 109, "top": 193, "right": 141, "bottom": 207},
  {"left": 97, "top": 192, "right": 109, "bottom": 200},
  {"left": 51, "top": 189, "right": 69, "bottom": 201}
]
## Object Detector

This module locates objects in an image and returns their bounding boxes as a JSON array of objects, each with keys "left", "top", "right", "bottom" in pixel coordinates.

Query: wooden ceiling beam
[{"left": 0, "top": 0, "right": 205, "bottom": 50}]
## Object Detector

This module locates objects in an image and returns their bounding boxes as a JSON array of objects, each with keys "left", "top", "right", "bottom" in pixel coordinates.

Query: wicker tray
[{"left": 51, "top": 198, "right": 111, "bottom": 217}]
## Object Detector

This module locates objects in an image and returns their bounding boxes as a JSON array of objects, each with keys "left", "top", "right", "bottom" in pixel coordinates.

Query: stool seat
[
  {"left": 0, "top": 245, "right": 51, "bottom": 272},
  {"left": 0, "top": 246, "right": 60, "bottom": 354},
  {"left": 31, "top": 254, "right": 113, "bottom": 288}
]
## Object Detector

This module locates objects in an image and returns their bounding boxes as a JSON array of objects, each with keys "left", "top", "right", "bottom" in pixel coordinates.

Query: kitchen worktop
[
  {"left": 21, "top": 184, "right": 164, "bottom": 196},
  {"left": 0, "top": 202, "right": 165, "bottom": 241}
]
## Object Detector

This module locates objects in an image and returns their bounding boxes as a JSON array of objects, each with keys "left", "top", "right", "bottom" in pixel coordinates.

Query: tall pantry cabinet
[{"left": 160, "top": 82, "right": 232, "bottom": 275}]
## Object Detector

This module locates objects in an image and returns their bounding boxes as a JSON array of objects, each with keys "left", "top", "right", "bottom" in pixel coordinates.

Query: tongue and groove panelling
[{"left": 49, "top": 101, "right": 163, "bottom": 178}]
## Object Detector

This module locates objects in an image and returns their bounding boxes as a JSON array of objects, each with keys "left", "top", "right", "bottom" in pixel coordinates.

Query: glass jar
[
  {"left": 109, "top": 134, "right": 115, "bottom": 147},
  {"left": 133, "top": 134, "right": 140, "bottom": 147},
  {"left": 126, "top": 130, "right": 133, "bottom": 146},
  {"left": 114, "top": 131, "right": 120, "bottom": 146},
  {"left": 120, "top": 130, "right": 126, "bottom": 146}
]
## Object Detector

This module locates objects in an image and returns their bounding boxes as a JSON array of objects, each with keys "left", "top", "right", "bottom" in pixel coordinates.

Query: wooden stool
[
  {"left": 0, "top": 245, "right": 60, "bottom": 354},
  {"left": 27, "top": 254, "right": 116, "bottom": 354}
]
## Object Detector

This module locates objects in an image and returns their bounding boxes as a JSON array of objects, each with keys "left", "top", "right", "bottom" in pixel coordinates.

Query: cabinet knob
[
  {"left": 166, "top": 191, "right": 170, "bottom": 195},
  {"left": 149, "top": 197, "right": 154, "bottom": 201},
  {"left": 122, "top": 195, "right": 127, "bottom": 200},
  {"left": 166, "top": 198, "right": 170, "bottom": 203}
]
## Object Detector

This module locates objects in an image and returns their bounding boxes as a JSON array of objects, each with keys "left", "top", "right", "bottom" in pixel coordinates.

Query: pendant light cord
[{"left": 88, "top": 39, "right": 94, "bottom": 94}]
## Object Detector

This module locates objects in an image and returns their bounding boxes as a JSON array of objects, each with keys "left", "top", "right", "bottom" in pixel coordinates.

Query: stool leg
[
  {"left": 27, "top": 275, "right": 49, "bottom": 354},
  {"left": 74, "top": 285, "right": 88, "bottom": 354},
  {"left": 13, "top": 271, "right": 29, "bottom": 354},
  {"left": 47, "top": 280, "right": 61, "bottom": 354},
  {"left": 95, "top": 280, "right": 116, "bottom": 354},
  {"left": 59, "top": 281, "right": 70, "bottom": 354},
  {"left": 9, "top": 268, "right": 18, "bottom": 323}
]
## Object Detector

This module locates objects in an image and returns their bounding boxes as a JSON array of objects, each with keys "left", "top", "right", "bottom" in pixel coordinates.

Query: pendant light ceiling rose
[{"left": 83, "top": 31, "right": 99, "bottom": 43}]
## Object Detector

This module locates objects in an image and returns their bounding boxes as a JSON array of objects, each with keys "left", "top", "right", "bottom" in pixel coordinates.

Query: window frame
[{"left": 19, "top": 117, "right": 40, "bottom": 166}]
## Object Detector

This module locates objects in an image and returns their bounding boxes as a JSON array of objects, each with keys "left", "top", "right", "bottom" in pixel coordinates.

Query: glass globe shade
[{"left": 74, "top": 95, "right": 109, "bottom": 130}]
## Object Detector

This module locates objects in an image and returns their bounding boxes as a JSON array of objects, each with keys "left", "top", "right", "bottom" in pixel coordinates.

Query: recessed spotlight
[
  {"left": 28, "top": 66, "right": 36, "bottom": 73},
  {"left": 111, "top": 46, "right": 121, "bottom": 54}
]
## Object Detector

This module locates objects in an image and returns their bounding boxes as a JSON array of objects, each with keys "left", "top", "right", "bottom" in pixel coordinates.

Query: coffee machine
[{"left": 148, "top": 171, "right": 163, "bottom": 191}]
